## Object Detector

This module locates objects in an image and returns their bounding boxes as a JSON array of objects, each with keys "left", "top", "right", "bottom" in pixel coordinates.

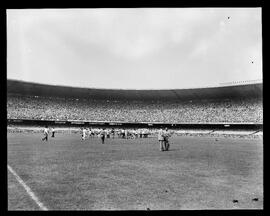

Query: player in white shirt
[
  {"left": 82, "top": 128, "right": 87, "bottom": 140},
  {"left": 158, "top": 128, "right": 165, "bottom": 151},
  {"left": 88, "top": 128, "right": 93, "bottom": 138},
  {"left": 125, "top": 129, "right": 128, "bottom": 139},
  {"left": 86, "top": 128, "right": 90, "bottom": 138},
  {"left": 51, "top": 127, "right": 55, "bottom": 138},
  {"left": 42, "top": 126, "right": 49, "bottom": 142},
  {"left": 163, "top": 128, "right": 171, "bottom": 151}
]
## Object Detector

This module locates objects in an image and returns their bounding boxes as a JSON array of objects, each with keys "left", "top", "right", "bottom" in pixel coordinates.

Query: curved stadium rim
[{"left": 7, "top": 79, "right": 263, "bottom": 101}]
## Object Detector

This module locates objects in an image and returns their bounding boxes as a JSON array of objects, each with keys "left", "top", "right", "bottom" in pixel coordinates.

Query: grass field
[{"left": 8, "top": 132, "right": 263, "bottom": 210}]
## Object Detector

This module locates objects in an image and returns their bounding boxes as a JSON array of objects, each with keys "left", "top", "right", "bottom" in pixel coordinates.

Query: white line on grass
[{"left": 7, "top": 165, "right": 48, "bottom": 211}]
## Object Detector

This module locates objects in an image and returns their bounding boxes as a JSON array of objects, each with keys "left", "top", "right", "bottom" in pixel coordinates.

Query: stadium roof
[{"left": 7, "top": 79, "right": 262, "bottom": 101}]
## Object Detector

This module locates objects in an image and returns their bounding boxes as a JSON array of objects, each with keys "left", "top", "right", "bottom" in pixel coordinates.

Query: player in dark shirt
[
  {"left": 51, "top": 128, "right": 55, "bottom": 138},
  {"left": 100, "top": 129, "right": 105, "bottom": 144},
  {"left": 163, "top": 128, "right": 170, "bottom": 151}
]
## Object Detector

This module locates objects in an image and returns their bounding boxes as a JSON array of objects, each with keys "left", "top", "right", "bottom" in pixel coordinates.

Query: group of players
[
  {"left": 41, "top": 126, "right": 56, "bottom": 141},
  {"left": 158, "top": 128, "right": 171, "bottom": 151},
  {"left": 81, "top": 127, "right": 171, "bottom": 151},
  {"left": 80, "top": 128, "right": 151, "bottom": 141},
  {"left": 42, "top": 126, "right": 171, "bottom": 151}
]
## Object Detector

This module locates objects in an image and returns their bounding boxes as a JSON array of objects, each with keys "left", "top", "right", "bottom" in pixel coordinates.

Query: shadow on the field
[{"left": 165, "top": 149, "right": 180, "bottom": 152}]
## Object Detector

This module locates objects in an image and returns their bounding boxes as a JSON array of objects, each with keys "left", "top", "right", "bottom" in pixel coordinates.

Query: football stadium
[
  {"left": 7, "top": 79, "right": 263, "bottom": 210},
  {"left": 7, "top": 8, "right": 263, "bottom": 210}
]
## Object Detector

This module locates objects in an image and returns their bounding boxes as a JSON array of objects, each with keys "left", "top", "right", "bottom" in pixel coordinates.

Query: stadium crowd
[{"left": 7, "top": 94, "right": 263, "bottom": 123}]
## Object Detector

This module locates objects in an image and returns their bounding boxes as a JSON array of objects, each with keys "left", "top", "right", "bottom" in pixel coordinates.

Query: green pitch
[{"left": 8, "top": 133, "right": 263, "bottom": 210}]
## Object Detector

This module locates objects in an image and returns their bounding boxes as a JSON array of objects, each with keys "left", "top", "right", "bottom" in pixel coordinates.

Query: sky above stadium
[{"left": 7, "top": 8, "right": 262, "bottom": 89}]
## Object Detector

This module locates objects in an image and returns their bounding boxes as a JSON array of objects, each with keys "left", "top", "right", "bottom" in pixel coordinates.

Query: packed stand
[{"left": 7, "top": 94, "right": 263, "bottom": 123}]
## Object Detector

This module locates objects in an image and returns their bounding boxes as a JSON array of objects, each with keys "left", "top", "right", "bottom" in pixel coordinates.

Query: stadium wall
[{"left": 7, "top": 119, "right": 263, "bottom": 131}]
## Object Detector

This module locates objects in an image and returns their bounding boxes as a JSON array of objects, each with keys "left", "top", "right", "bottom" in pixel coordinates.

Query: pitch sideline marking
[{"left": 7, "top": 165, "right": 48, "bottom": 211}]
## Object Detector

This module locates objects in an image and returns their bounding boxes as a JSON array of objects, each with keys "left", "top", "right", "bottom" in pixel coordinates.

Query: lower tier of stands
[{"left": 7, "top": 95, "right": 263, "bottom": 123}]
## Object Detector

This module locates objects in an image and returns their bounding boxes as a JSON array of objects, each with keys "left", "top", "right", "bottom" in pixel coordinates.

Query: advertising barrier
[{"left": 7, "top": 119, "right": 263, "bottom": 130}]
